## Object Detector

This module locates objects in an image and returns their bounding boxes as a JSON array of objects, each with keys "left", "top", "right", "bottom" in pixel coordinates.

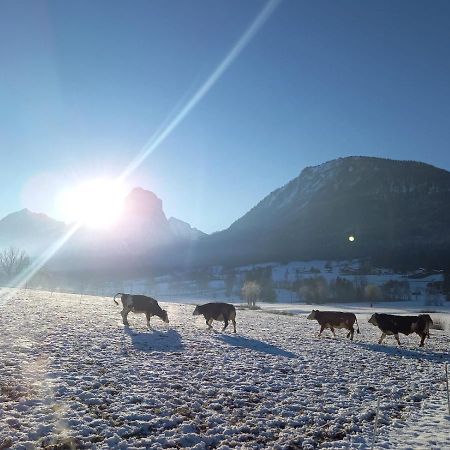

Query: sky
[{"left": 1, "top": 0, "right": 450, "bottom": 233}]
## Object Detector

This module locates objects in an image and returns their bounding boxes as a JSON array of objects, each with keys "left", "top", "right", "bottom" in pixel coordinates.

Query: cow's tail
[
  {"left": 355, "top": 316, "right": 360, "bottom": 334},
  {"left": 113, "top": 293, "right": 124, "bottom": 306}
]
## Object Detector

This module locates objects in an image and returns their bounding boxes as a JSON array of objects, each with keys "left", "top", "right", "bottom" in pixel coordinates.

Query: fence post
[
  {"left": 371, "top": 397, "right": 380, "bottom": 450},
  {"left": 445, "top": 363, "right": 450, "bottom": 415}
]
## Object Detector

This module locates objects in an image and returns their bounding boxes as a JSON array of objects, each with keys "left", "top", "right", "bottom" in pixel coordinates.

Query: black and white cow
[
  {"left": 114, "top": 293, "right": 169, "bottom": 328},
  {"left": 368, "top": 313, "right": 433, "bottom": 347}
]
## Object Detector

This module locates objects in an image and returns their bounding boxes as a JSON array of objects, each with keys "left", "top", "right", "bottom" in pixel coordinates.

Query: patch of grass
[
  {"left": 0, "top": 381, "right": 33, "bottom": 402},
  {"left": 259, "top": 310, "right": 295, "bottom": 316},
  {"left": 430, "top": 317, "right": 446, "bottom": 331},
  {"left": 0, "top": 438, "right": 13, "bottom": 450},
  {"left": 235, "top": 305, "right": 261, "bottom": 310},
  {"left": 40, "top": 436, "right": 82, "bottom": 450}
]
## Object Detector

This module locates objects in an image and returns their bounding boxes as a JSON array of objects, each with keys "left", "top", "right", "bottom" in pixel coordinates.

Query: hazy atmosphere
[
  {"left": 2, "top": 0, "right": 450, "bottom": 232},
  {"left": 1, "top": 2, "right": 450, "bottom": 450}
]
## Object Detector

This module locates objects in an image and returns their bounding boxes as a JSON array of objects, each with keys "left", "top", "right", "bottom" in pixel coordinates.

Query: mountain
[
  {"left": 55, "top": 188, "right": 208, "bottom": 271},
  {"left": 0, "top": 209, "right": 66, "bottom": 255},
  {"left": 195, "top": 157, "right": 450, "bottom": 268},
  {"left": 0, "top": 188, "right": 205, "bottom": 269},
  {"left": 3, "top": 158, "right": 450, "bottom": 273},
  {"left": 168, "top": 217, "right": 206, "bottom": 241},
  {"left": 113, "top": 187, "right": 175, "bottom": 249}
]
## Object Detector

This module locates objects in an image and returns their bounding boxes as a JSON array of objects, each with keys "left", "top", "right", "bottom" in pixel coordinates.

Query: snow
[{"left": 0, "top": 289, "right": 449, "bottom": 449}]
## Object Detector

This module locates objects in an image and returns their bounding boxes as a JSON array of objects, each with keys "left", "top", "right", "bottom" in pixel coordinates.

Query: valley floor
[{"left": 0, "top": 290, "right": 449, "bottom": 449}]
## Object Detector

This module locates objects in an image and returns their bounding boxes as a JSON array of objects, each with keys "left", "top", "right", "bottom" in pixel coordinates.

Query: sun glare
[{"left": 58, "top": 179, "right": 128, "bottom": 229}]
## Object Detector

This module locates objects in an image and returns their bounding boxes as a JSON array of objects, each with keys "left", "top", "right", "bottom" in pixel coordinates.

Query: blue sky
[{"left": 1, "top": 0, "right": 450, "bottom": 233}]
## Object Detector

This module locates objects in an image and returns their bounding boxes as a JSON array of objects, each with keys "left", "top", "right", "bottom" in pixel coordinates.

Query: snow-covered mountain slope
[
  {"left": 168, "top": 217, "right": 206, "bottom": 241},
  {"left": 0, "top": 189, "right": 204, "bottom": 267},
  {"left": 0, "top": 209, "right": 66, "bottom": 256},
  {"left": 0, "top": 290, "right": 449, "bottom": 449},
  {"left": 200, "top": 156, "right": 450, "bottom": 267}
]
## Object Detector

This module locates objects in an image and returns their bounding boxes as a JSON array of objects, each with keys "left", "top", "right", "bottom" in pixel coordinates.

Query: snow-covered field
[{"left": 0, "top": 290, "right": 449, "bottom": 449}]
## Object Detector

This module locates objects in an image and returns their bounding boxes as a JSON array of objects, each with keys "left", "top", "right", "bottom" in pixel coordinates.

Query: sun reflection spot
[{"left": 58, "top": 179, "right": 128, "bottom": 229}]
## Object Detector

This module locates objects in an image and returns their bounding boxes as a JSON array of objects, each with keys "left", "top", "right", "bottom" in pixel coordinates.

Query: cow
[
  {"left": 193, "top": 302, "right": 237, "bottom": 333},
  {"left": 368, "top": 313, "right": 433, "bottom": 347},
  {"left": 307, "top": 310, "right": 360, "bottom": 340},
  {"left": 113, "top": 293, "right": 169, "bottom": 328}
]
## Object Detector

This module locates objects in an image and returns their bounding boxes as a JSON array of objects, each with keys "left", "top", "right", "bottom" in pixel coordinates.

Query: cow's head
[
  {"left": 368, "top": 313, "right": 378, "bottom": 326},
  {"left": 419, "top": 314, "right": 433, "bottom": 325},
  {"left": 307, "top": 310, "right": 318, "bottom": 320},
  {"left": 160, "top": 309, "right": 169, "bottom": 323},
  {"left": 193, "top": 306, "right": 201, "bottom": 316}
]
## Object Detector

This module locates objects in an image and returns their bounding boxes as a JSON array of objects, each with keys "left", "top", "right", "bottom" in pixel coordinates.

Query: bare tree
[
  {"left": 241, "top": 281, "right": 261, "bottom": 307},
  {"left": 364, "top": 284, "right": 382, "bottom": 303},
  {"left": 0, "top": 247, "right": 30, "bottom": 279}
]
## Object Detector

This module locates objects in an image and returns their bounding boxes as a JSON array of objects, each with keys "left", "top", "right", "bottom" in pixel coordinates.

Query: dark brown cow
[
  {"left": 193, "top": 302, "right": 237, "bottom": 332},
  {"left": 114, "top": 293, "right": 169, "bottom": 328},
  {"left": 307, "top": 310, "right": 360, "bottom": 340},
  {"left": 368, "top": 313, "right": 433, "bottom": 347}
]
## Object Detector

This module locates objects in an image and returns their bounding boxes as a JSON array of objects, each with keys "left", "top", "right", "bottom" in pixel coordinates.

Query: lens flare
[
  {"left": 58, "top": 179, "right": 128, "bottom": 229},
  {"left": 4, "top": 0, "right": 282, "bottom": 294},
  {"left": 118, "top": 0, "right": 282, "bottom": 182}
]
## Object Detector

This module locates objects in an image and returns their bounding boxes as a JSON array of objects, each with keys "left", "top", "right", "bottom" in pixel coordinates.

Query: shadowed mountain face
[
  {"left": 0, "top": 209, "right": 66, "bottom": 255},
  {"left": 0, "top": 188, "right": 203, "bottom": 271},
  {"left": 194, "top": 157, "right": 450, "bottom": 268},
  {"left": 113, "top": 187, "right": 174, "bottom": 248},
  {"left": 1, "top": 157, "right": 449, "bottom": 272},
  {"left": 59, "top": 188, "right": 203, "bottom": 270}
]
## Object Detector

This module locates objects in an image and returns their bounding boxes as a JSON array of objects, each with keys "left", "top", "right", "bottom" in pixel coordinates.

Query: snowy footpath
[{"left": 0, "top": 290, "right": 449, "bottom": 449}]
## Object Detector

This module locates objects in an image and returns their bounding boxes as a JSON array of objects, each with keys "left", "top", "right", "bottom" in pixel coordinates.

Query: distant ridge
[
  {"left": 1, "top": 157, "right": 449, "bottom": 272},
  {"left": 193, "top": 156, "right": 450, "bottom": 269}
]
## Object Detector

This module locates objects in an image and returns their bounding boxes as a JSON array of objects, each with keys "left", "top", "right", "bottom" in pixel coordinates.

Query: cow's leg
[
  {"left": 318, "top": 325, "right": 325, "bottom": 337},
  {"left": 330, "top": 326, "right": 336, "bottom": 338},
  {"left": 206, "top": 319, "right": 213, "bottom": 329},
  {"left": 419, "top": 333, "right": 426, "bottom": 347},
  {"left": 232, "top": 319, "right": 236, "bottom": 333},
  {"left": 121, "top": 308, "right": 130, "bottom": 326},
  {"left": 146, "top": 312, "right": 152, "bottom": 329},
  {"left": 348, "top": 327, "right": 354, "bottom": 340},
  {"left": 222, "top": 319, "right": 229, "bottom": 332},
  {"left": 378, "top": 332, "right": 386, "bottom": 344},
  {"left": 394, "top": 334, "right": 401, "bottom": 346}
]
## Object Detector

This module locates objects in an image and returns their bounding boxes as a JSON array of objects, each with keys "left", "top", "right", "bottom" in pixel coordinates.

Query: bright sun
[{"left": 58, "top": 179, "right": 128, "bottom": 229}]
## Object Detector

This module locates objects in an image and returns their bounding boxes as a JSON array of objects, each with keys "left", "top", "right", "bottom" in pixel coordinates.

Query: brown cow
[
  {"left": 307, "top": 310, "right": 360, "bottom": 340},
  {"left": 193, "top": 302, "right": 237, "bottom": 333}
]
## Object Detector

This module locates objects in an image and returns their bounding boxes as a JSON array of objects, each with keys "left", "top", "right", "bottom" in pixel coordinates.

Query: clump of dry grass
[
  {"left": 430, "top": 317, "right": 446, "bottom": 331},
  {"left": 0, "top": 437, "right": 13, "bottom": 450},
  {"left": 0, "top": 381, "right": 32, "bottom": 402},
  {"left": 40, "top": 436, "right": 83, "bottom": 450}
]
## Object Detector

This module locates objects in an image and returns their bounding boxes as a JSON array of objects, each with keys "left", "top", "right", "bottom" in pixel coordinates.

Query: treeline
[
  {"left": 292, "top": 276, "right": 411, "bottom": 304},
  {"left": 0, "top": 246, "right": 30, "bottom": 283}
]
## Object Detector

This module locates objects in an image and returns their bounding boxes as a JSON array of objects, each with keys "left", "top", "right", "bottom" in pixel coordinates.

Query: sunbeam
[
  {"left": 0, "top": 222, "right": 82, "bottom": 301},
  {"left": 118, "top": 0, "right": 282, "bottom": 182},
  {"left": 2, "top": 0, "right": 281, "bottom": 295}
]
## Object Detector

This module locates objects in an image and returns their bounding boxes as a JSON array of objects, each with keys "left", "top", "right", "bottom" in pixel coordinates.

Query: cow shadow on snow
[
  {"left": 124, "top": 327, "right": 184, "bottom": 353},
  {"left": 355, "top": 342, "right": 449, "bottom": 363},
  {"left": 215, "top": 334, "right": 297, "bottom": 359}
]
